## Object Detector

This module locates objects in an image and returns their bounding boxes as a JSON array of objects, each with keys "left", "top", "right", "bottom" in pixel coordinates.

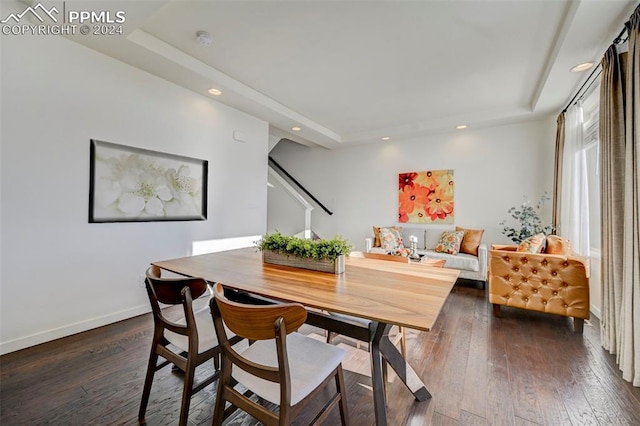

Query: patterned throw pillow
[
  {"left": 379, "top": 227, "right": 404, "bottom": 251},
  {"left": 517, "top": 233, "right": 547, "bottom": 253},
  {"left": 434, "top": 230, "right": 464, "bottom": 255}
]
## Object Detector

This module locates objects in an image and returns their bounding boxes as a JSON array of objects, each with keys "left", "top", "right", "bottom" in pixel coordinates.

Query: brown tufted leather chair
[{"left": 488, "top": 245, "right": 590, "bottom": 333}]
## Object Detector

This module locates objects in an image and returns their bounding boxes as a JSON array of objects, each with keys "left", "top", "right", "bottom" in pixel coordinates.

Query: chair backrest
[
  {"left": 144, "top": 266, "right": 209, "bottom": 340},
  {"left": 211, "top": 283, "right": 307, "bottom": 341},
  {"left": 145, "top": 265, "right": 208, "bottom": 305}
]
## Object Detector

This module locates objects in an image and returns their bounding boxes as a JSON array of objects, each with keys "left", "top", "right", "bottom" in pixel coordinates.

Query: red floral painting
[{"left": 398, "top": 170, "right": 454, "bottom": 223}]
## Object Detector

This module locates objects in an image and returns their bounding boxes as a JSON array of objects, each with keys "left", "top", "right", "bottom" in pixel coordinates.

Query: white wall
[
  {"left": 0, "top": 30, "right": 269, "bottom": 354},
  {"left": 269, "top": 118, "right": 556, "bottom": 250},
  {"left": 267, "top": 183, "right": 306, "bottom": 236}
]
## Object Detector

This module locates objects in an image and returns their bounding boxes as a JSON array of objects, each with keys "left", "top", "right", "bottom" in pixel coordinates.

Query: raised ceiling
[{"left": 66, "top": 0, "right": 637, "bottom": 148}]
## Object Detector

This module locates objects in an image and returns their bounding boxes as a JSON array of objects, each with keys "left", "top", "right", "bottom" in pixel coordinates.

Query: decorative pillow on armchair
[
  {"left": 517, "top": 233, "right": 547, "bottom": 253},
  {"left": 434, "top": 230, "right": 464, "bottom": 255},
  {"left": 545, "top": 235, "right": 571, "bottom": 255},
  {"left": 379, "top": 226, "right": 404, "bottom": 251}
]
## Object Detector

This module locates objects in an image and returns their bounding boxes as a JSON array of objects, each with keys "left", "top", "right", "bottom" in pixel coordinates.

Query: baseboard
[
  {"left": 0, "top": 304, "right": 150, "bottom": 355},
  {"left": 590, "top": 305, "right": 601, "bottom": 320}
]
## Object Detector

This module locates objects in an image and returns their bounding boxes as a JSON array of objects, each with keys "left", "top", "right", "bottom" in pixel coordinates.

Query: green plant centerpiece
[
  {"left": 500, "top": 193, "right": 555, "bottom": 244},
  {"left": 256, "top": 231, "right": 352, "bottom": 274}
]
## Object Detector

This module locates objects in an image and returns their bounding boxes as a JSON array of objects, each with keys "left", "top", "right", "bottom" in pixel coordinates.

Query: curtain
[
  {"left": 560, "top": 102, "right": 590, "bottom": 255},
  {"left": 552, "top": 113, "right": 565, "bottom": 231},
  {"left": 600, "top": 5, "right": 640, "bottom": 387}
]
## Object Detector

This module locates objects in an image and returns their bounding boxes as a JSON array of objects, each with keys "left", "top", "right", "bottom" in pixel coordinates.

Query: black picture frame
[{"left": 89, "top": 139, "right": 208, "bottom": 223}]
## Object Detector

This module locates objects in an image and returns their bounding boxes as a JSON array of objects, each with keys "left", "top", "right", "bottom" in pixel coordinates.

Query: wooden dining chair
[
  {"left": 209, "top": 283, "right": 349, "bottom": 426},
  {"left": 139, "top": 266, "right": 237, "bottom": 426}
]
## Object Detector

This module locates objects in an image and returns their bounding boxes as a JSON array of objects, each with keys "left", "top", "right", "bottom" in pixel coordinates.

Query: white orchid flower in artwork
[
  {"left": 167, "top": 165, "right": 197, "bottom": 194},
  {"left": 94, "top": 150, "right": 202, "bottom": 219}
]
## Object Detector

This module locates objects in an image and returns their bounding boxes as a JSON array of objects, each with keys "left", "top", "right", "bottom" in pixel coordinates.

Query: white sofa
[{"left": 365, "top": 226, "right": 488, "bottom": 285}]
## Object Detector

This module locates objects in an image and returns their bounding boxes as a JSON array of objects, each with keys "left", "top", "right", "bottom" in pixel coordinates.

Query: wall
[
  {"left": 267, "top": 183, "right": 306, "bottom": 236},
  {"left": 269, "top": 118, "right": 556, "bottom": 251},
  {"left": 0, "top": 30, "right": 269, "bottom": 354}
]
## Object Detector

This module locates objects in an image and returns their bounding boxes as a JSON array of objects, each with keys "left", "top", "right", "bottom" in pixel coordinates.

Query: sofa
[
  {"left": 488, "top": 243, "right": 590, "bottom": 332},
  {"left": 365, "top": 226, "right": 488, "bottom": 284}
]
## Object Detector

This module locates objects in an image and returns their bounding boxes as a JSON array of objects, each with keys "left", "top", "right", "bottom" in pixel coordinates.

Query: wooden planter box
[{"left": 262, "top": 250, "right": 345, "bottom": 274}]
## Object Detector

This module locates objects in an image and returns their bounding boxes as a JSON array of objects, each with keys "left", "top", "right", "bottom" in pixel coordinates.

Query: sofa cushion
[
  {"left": 434, "top": 230, "right": 464, "bottom": 255},
  {"left": 401, "top": 228, "right": 426, "bottom": 249},
  {"left": 517, "top": 233, "right": 547, "bottom": 253},
  {"left": 379, "top": 227, "right": 404, "bottom": 251},
  {"left": 456, "top": 226, "right": 484, "bottom": 256},
  {"left": 421, "top": 250, "right": 480, "bottom": 272},
  {"left": 545, "top": 235, "right": 571, "bottom": 255}
]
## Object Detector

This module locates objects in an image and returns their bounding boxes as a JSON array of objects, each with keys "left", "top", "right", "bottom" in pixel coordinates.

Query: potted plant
[
  {"left": 255, "top": 231, "right": 352, "bottom": 274},
  {"left": 500, "top": 193, "right": 555, "bottom": 244}
]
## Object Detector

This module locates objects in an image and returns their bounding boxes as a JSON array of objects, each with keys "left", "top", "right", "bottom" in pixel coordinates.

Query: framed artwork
[
  {"left": 398, "top": 169, "right": 454, "bottom": 224},
  {"left": 89, "top": 139, "right": 208, "bottom": 223}
]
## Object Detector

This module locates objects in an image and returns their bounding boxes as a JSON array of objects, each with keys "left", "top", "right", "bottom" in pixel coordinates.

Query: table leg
[
  {"left": 370, "top": 323, "right": 431, "bottom": 420},
  {"left": 370, "top": 322, "right": 389, "bottom": 426}
]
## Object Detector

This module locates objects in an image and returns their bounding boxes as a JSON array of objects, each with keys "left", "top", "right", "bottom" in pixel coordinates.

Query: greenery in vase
[
  {"left": 255, "top": 231, "right": 352, "bottom": 262},
  {"left": 500, "top": 193, "right": 555, "bottom": 244}
]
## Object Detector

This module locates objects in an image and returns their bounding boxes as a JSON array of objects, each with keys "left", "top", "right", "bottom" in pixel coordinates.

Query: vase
[{"left": 262, "top": 250, "right": 345, "bottom": 274}]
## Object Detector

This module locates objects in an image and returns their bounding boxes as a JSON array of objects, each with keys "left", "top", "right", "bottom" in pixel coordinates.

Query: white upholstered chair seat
[
  {"left": 232, "top": 332, "right": 346, "bottom": 405},
  {"left": 165, "top": 307, "right": 232, "bottom": 354}
]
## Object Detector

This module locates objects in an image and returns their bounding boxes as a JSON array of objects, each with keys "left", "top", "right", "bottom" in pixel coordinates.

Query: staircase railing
[{"left": 268, "top": 156, "right": 333, "bottom": 215}]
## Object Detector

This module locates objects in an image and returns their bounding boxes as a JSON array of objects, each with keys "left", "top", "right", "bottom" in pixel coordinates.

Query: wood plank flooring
[{"left": 1, "top": 283, "right": 639, "bottom": 425}]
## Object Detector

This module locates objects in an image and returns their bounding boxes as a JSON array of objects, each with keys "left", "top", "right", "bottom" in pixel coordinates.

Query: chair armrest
[
  {"left": 477, "top": 243, "right": 488, "bottom": 280},
  {"left": 365, "top": 237, "right": 373, "bottom": 253}
]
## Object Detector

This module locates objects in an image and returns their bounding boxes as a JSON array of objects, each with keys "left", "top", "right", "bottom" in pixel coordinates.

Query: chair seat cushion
[{"left": 233, "top": 332, "right": 346, "bottom": 405}]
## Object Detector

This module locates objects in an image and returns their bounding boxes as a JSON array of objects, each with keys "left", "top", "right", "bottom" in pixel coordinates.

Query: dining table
[{"left": 152, "top": 247, "right": 460, "bottom": 426}]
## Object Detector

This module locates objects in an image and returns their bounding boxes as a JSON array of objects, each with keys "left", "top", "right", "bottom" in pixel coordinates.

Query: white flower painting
[{"left": 89, "top": 140, "right": 207, "bottom": 222}]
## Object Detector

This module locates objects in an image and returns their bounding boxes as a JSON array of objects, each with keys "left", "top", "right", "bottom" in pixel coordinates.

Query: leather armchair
[{"left": 488, "top": 245, "right": 589, "bottom": 333}]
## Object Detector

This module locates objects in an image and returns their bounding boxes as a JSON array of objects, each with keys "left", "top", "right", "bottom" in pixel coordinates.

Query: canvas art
[
  {"left": 89, "top": 140, "right": 208, "bottom": 223},
  {"left": 398, "top": 169, "right": 454, "bottom": 224}
]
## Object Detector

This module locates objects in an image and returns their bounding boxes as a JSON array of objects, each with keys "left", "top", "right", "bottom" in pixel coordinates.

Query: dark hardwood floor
[{"left": 2, "top": 283, "right": 639, "bottom": 425}]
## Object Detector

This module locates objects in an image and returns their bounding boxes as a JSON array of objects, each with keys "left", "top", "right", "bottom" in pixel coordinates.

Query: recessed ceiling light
[
  {"left": 381, "top": 136, "right": 391, "bottom": 141},
  {"left": 291, "top": 126, "right": 301, "bottom": 132},
  {"left": 208, "top": 88, "right": 222, "bottom": 96},
  {"left": 456, "top": 125, "right": 467, "bottom": 130},
  {"left": 571, "top": 62, "right": 594, "bottom": 72}
]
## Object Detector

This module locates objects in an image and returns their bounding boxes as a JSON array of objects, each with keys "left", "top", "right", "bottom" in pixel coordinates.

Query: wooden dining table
[{"left": 152, "top": 247, "right": 460, "bottom": 426}]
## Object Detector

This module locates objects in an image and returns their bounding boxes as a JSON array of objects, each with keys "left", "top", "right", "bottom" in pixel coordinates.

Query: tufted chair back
[{"left": 488, "top": 245, "right": 589, "bottom": 333}]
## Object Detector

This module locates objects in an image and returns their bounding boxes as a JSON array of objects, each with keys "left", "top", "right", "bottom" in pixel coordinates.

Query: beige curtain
[
  {"left": 552, "top": 112, "right": 565, "bottom": 232},
  {"left": 600, "top": 6, "right": 640, "bottom": 387}
]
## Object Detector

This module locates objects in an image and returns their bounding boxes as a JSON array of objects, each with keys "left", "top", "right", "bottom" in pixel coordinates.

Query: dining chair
[
  {"left": 209, "top": 283, "right": 350, "bottom": 426},
  {"left": 139, "top": 266, "right": 236, "bottom": 426}
]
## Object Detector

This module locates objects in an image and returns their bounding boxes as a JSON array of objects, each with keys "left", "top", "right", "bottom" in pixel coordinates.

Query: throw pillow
[
  {"left": 379, "top": 227, "right": 404, "bottom": 251},
  {"left": 517, "top": 233, "right": 547, "bottom": 253},
  {"left": 434, "top": 230, "right": 464, "bottom": 255},
  {"left": 546, "top": 235, "right": 571, "bottom": 255},
  {"left": 373, "top": 226, "right": 381, "bottom": 247},
  {"left": 455, "top": 226, "right": 484, "bottom": 256}
]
